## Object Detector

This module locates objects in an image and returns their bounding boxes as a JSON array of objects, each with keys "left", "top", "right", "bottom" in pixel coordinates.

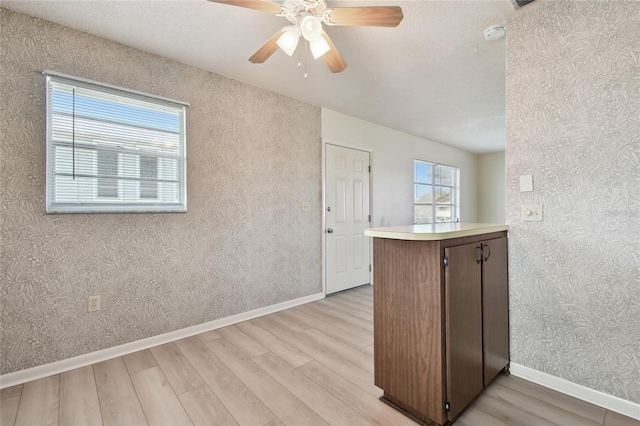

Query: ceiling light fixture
[
  {"left": 276, "top": 13, "right": 331, "bottom": 71},
  {"left": 276, "top": 26, "right": 299, "bottom": 56},
  {"left": 309, "top": 35, "right": 330, "bottom": 59},
  {"left": 300, "top": 15, "right": 323, "bottom": 41},
  {"left": 209, "top": 0, "right": 404, "bottom": 74}
]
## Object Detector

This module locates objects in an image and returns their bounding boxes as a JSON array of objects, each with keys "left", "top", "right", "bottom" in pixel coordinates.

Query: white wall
[
  {"left": 322, "top": 109, "right": 478, "bottom": 227},
  {"left": 477, "top": 151, "right": 506, "bottom": 223}
]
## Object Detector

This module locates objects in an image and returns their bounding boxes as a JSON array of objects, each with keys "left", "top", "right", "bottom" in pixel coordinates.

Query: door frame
[{"left": 322, "top": 138, "right": 374, "bottom": 296}]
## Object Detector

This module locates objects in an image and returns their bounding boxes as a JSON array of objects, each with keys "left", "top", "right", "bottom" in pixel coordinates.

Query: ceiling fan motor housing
[{"left": 281, "top": 0, "right": 329, "bottom": 25}]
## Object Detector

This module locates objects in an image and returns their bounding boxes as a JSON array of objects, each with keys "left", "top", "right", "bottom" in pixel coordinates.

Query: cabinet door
[
  {"left": 482, "top": 237, "right": 510, "bottom": 384},
  {"left": 445, "top": 242, "right": 483, "bottom": 420}
]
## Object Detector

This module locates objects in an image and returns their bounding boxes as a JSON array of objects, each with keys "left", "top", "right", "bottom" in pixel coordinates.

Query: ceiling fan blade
[
  {"left": 320, "top": 32, "right": 347, "bottom": 73},
  {"left": 327, "top": 6, "right": 403, "bottom": 27},
  {"left": 249, "top": 30, "right": 283, "bottom": 63},
  {"left": 208, "top": 0, "right": 282, "bottom": 14}
]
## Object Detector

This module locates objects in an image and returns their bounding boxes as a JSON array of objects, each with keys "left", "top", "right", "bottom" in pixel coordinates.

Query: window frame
[
  {"left": 44, "top": 71, "right": 189, "bottom": 213},
  {"left": 413, "top": 160, "right": 460, "bottom": 224}
]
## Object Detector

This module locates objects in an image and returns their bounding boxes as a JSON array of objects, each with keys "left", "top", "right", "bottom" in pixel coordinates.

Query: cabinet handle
[
  {"left": 476, "top": 244, "right": 482, "bottom": 264},
  {"left": 483, "top": 242, "right": 491, "bottom": 261}
]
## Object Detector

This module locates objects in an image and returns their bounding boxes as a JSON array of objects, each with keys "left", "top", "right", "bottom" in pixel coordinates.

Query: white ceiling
[{"left": 1, "top": 0, "right": 515, "bottom": 153}]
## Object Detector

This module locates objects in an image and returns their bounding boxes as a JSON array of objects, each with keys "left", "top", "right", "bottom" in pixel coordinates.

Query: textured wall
[
  {"left": 0, "top": 8, "right": 322, "bottom": 375},
  {"left": 506, "top": 1, "right": 640, "bottom": 402}
]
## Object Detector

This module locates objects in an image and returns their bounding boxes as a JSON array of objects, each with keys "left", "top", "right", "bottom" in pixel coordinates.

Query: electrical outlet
[
  {"left": 301, "top": 202, "right": 310, "bottom": 212},
  {"left": 87, "top": 295, "right": 101, "bottom": 312}
]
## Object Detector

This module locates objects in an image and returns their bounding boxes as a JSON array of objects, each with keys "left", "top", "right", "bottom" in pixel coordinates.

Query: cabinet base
[
  {"left": 379, "top": 364, "right": 512, "bottom": 426},
  {"left": 380, "top": 395, "right": 450, "bottom": 426}
]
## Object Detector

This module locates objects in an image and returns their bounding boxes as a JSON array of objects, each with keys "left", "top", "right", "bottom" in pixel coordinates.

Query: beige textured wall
[
  {"left": 0, "top": 8, "right": 322, "bottom": 375},
  {"left": 506, "top": 1, "right": 640, "bottom": 402},
  {"left": 477, "top": 151, "right": 505, "bottom": 224}
]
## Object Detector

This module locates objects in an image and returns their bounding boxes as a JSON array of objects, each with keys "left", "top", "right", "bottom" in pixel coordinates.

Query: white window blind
[{"left": 45, "top": 72, "right": 187, "bottom": 213}]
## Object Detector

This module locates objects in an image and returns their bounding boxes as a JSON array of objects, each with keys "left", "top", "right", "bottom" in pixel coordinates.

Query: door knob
[{"left": 327, "top": 228, "right": 334, "bottom": 233}]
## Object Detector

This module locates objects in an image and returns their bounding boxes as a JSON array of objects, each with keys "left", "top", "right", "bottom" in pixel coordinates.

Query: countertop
[{"left": 364, "top": 223, "right": 509, "bottom": 241}]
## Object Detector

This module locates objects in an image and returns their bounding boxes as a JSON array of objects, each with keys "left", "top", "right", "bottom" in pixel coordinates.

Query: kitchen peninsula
[{"left": 364, "top": 223, "right": 510, "bottom": 425}]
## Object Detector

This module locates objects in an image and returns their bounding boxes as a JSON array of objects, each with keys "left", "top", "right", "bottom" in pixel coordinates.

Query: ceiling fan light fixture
[
  {"left": 276, "top": 26, "right": 299, "bottom": 56},
  {"left": 211, "top": 0, "right": 404, "bottom": 74},
  {"left": 300, "top": 15, "right": 323, "bottom": 41},
  {"left": 310, "top": 36, "right": 330, "bottom": 59}
]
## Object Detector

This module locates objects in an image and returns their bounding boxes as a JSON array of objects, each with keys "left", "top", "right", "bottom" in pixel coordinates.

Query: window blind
[{"left": 45, "top": 73, "right": 187, "bottom": 213}]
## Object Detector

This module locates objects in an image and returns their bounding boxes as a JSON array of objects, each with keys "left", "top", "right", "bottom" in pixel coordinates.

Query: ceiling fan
[{"left": 208, "top": 0, "right": 404, "bottom": 73}]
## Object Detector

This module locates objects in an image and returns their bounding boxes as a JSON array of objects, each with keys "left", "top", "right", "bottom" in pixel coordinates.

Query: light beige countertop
[{"left": 364, "top": 223, "right": 509, "bottom": 241}]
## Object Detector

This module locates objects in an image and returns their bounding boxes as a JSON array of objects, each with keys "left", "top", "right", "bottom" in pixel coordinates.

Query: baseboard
[
  {"left": 0, "top": 292, "right": 324, "bottom": 389},
  {"left": 510, "top": 363, "right": 640, "bottom": 420}
]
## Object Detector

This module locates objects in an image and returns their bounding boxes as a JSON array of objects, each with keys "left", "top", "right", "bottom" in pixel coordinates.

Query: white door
[{"left": 325, "top": 144, "right": 370, "bottom": 294}]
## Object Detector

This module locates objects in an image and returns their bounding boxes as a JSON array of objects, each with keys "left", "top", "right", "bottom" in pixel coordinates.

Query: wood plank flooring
[{"left": 2, "top": 286, "right": 637, "bottom": 426}]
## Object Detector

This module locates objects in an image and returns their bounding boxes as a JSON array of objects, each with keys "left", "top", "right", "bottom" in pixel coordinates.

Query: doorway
[{"left": 324, "top": 143, "right": 371, "bottom": 295}]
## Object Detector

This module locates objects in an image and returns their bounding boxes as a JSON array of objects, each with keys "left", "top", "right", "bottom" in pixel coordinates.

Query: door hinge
[
  {"left": 368, "top": 165, "right": 371, "bottom": 173},
  {"left": 445, "top": 401, "right": 450, "bottom": 412},
  {"left": 368, "top": 214, "right": 371, "bottom": 222},
  {"left": 369, "top": 264, "right": 372, "bottom": 272},
  {"left": 443, "top": 256, "right": 449, "bottom": 268}
]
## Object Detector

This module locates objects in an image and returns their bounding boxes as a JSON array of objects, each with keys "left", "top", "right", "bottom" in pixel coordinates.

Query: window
[
  {"left": 414, "top": 160, "right": 460, "bottom": 224},
  {"left": 45, "top": 72, "right": 188, "bottom": 213}
]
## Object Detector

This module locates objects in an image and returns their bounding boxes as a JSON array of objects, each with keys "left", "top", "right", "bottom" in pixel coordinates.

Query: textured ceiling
[{"left": 1, "top": 0, "right": 515, "bottom": 153}]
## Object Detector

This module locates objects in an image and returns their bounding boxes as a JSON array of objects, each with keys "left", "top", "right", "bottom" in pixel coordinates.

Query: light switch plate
[
  {"left": 520, "top": 175, "right": 534, "bottom": 192},
  {"left": 521, "top": 204, "right": 543, "bottom": 222},
  {"left": 301, "top": 202, "right": 310, "bottom": 212}
]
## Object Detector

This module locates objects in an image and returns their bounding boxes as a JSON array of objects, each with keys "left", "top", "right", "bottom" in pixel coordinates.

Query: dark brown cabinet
[{"left": 373, "top": 231, "right": 509, "bottom": 425}]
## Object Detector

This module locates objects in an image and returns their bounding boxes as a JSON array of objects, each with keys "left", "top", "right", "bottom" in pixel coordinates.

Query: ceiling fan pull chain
[{"left": 304, "top": 39, "right": 308, "bottom": 78}]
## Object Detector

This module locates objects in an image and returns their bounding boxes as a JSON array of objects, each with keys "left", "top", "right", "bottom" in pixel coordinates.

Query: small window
[
  {"left": 45, "top": 72, "right": 188, "bottom": 213},
  {"left": 414, "top": 160, "right": 460, "bottom": 224}
]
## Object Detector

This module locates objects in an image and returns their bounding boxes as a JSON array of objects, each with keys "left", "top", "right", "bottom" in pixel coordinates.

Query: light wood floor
[{"left": 1, "top": 285, "right": 637, "bottom": 426}]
